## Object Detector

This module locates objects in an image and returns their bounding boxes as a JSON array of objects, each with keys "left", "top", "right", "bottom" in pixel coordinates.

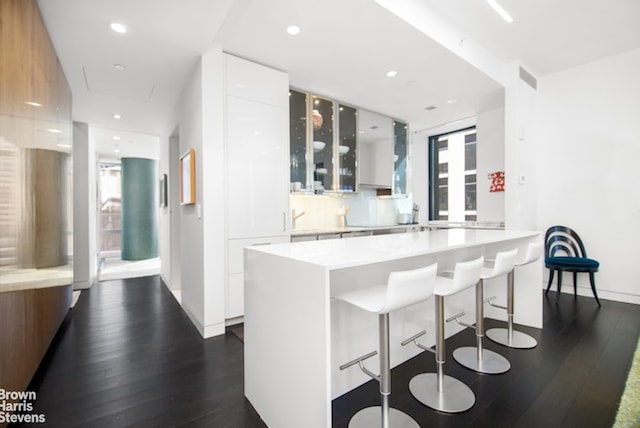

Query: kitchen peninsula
[{"left": 244, "top": 228, "right": 541, "bottom": 428}]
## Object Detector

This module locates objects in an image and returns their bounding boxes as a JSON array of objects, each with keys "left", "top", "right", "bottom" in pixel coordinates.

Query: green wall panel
[{"left": 121, "top": 158, "right": 158, "bottom": 260}]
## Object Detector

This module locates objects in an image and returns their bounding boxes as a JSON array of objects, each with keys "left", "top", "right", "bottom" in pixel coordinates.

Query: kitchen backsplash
[{"left": 290, "top": 189, "right": 414, "bottom": 230}]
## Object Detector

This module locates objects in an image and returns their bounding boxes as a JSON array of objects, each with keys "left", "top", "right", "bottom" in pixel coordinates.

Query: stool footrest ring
[
  {"left": 486, "top": 296, "right": 507, "bottom": 311},
  {"left": 339, "top": 351, "right": 380, "bottom": 383},
  {"left": 401, "top": 330, "right": 435, "bottom": 354},
  {"left": 446, "top": 311, "right": 475, "bottom": 330},
  {"left": 339, "top": 350, "right": 377, "bottom": 371}
]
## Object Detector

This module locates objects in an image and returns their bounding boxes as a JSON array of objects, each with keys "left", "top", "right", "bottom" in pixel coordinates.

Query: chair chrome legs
[
  {"left": 405, "top": 296, "right": 475, "bottom": 413},
  {"left": 341, "top": 313, "right": 419, "bottom": 428},
  {"left": 486, "top": 271, "right": 537, "bottom": 349},
  {"left": 452, "top": 280, "right": 510, "bottom": 374}
]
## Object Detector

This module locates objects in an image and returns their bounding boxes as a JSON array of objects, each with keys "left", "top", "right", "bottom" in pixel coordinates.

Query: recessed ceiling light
[
  {"left": 114, "top": 148, "right": 120, "bottom": 153},
  {"left": 113, "top": 64, "right": 126, "bottom": 71},
  {"left": 447, "top": 98, "right": 458, "bottom": 104},
  {"left": 56, "top": 144, "right": 71, "bottom": 148},
  {"left": 486, "top": 0, "right": 513, "bottom": 23},
  {"left": 25, "top": 101, "right": 43, "bottom": 107},
  {"left": 286, "top": 25, "right": 301, "bottom": 36},
  {"left": 110, "top": 22, "right": 127, "bottom": 33},
  {"left": 47, "top": 128, "right": 62, "bottom": 133},
  {"left": 113, "top": 113, "right": 122, "bottom": 120},
  {"left": 112, "top": 136, "right": 121, "bottom": 141},
  {"left": 386, "top": 70, "right": 398, "bottom": 78}
]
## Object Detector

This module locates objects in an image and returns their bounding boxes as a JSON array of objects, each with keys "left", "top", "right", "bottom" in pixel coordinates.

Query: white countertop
[
  {"left": 248, "top": 228, "right": 540, "bottom": 270},
  {"left": 427, "top": 220, "right": 505, "bottom": 230},
  {"left": 0, "top": 265, "right": 73, "bottom": 293},
  {"left": 290, "top": 223, "right": 423, "bottom": 237}
]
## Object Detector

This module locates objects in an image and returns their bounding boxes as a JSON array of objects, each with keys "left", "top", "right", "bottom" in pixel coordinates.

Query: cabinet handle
[{"left": 283, "top": 212, "right": 286, "bottom": 232}]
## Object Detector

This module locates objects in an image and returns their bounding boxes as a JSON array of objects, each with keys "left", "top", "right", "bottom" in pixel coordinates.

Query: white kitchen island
[{"left": 244, "top": 229, "right": 542, "bottom": 428}]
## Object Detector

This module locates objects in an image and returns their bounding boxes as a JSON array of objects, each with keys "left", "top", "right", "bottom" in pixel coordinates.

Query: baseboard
[
  {"left": 225, "top": 316, "right": 244, "bottom": 327},
  {"left": 180, "top": 303, "right": 226, "bottom": 339},
  {"left": 73, "top": 280, "right": 91, "bottom": 290},
  {"left": 543, "top": 283, "right": 640, "bottom": 305}
]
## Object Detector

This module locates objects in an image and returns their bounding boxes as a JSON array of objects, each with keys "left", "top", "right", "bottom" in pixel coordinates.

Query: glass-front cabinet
[
  {"left": 289, "top": 90, "right": 358, "bottom": 193},
  {"left": 311, "top": 95, "right": 334, "bottom": 191},
  {"left": 289, "top": 90, "right": 307, "bottom": 189},
  {"left": 393, "top": 120, "right": 408, "bottom": 194},
  {"left": 289, "top": 89, "right": 406, "bottom": 194},
  {"left": 338, "top": 104, "right": 357, "bottom": 192}
]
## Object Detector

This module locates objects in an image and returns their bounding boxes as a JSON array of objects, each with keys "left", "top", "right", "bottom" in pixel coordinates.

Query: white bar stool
[
  {"left": 335, "top": 263, "right": 439, "bottom": 428},
  {"left": 486, "top": 242, "right": 543, "bottom": 349},
  {"left": 402, "top": 256, "right": 483, "bottom": 413},
  {"left": 451, "top": 249, "right": 518, "bottom": 374}
]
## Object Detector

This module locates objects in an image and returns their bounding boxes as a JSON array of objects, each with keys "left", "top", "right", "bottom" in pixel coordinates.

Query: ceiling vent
[
  {"left": 424, "top": 105, "right": 437, "bottom": 111},
  {"left": 83, "top": 67, "right": 155, "bottom": 102},
  {"left": 519, "top": 66, "right": 537, "bottom": 90}
]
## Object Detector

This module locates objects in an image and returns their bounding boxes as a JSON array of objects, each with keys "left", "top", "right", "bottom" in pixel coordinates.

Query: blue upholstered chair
[{"left": 544, "top": 226, "right": 601, "bottom": 306}]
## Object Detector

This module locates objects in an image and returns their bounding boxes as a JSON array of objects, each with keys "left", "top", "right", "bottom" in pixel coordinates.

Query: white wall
[
  {"left": 175, "top": 58, "right": 205, "bottom": 333},
  {"left": 160, "top": 45, "right": 227, "bottom": 338},
  {"left": 476, "top": 106, "right": 505, "bottom": 223},
  {"left": 504, "top": 62, "right": 538, "bottom": 230},
  {"left": 72, "top": 121, "right": 96, "bottom": 290},
  {"left": 536, "top": 48, "right": 640, "bottom": 304}
]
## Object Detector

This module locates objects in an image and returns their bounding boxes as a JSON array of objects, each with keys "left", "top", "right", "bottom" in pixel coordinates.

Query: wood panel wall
[
  {"left": 0, "top": 285, "right": 72, "bottom": 395},
  {"left": 0, "top": 2, "right": 73, "bottom": 422},
  {"left": 0, "top": 0, "right": 71, "bottom": 146}
]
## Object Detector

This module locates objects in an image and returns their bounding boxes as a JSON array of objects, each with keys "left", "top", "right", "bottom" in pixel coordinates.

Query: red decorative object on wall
[{"left": 489, "top": 171, "right": 505, "bottom": 192}]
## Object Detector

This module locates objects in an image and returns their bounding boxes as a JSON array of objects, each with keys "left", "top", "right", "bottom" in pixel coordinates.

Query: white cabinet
[
  {"left": 226, "top": 96, "right": 289, "bottom": 238},
  {"left": 225, "top": 54, "right": 290, "bottom": 319},
  {"left": 226, "top": 54, "right": 288, "bottom": 108},
  {"left": 226, "top": 236, "right": 290, "bottom": 319},
  {"left": 358, "top": 109, "right": 394, "bottom": 188}
]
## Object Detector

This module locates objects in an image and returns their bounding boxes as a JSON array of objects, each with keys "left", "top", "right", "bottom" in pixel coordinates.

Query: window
[
  {"left": 429, "top": 127, "right": 477, "bottom": 221},
  {"left": 99, "top": 162, "right": 122, "bottom": 253}
]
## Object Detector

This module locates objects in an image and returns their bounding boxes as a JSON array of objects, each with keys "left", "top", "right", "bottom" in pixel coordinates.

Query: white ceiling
[
  {"left": 422, "top": 0, "right": 640, "bottom": 77},
  {"left": 37, "top": 0, "right": 640, "bottom": 158}
]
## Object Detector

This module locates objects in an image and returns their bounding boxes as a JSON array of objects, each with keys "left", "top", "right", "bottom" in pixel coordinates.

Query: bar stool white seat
[
  {"left": 403, "top": 256, "right": 483, "bottom": 413},
  {"left": 452, "top": 249, "right": 518, "bottom": 374},
  {"left": 335, "top": 263, "right": 439, "bottom": 428},
  {"left": 486, "top": 242, "right": 543, "bottom": 349}
]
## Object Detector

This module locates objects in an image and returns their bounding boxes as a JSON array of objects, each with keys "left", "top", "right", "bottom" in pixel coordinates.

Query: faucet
[
  {"left": 337, "top": 206, "right": 350, "bottom": 228},
  {"left": 292, "top": 209, "right": 305, "bottom": 230}
]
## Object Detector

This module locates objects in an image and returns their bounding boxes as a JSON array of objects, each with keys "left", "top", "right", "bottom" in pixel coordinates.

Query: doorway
[{"left": 97, "top": 160, "right": 160, "bottom": 281}]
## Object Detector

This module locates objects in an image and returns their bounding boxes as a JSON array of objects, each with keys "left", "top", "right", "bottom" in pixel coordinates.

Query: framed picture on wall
[
  {"left": 159, "top": 174, "right": 168, "bottom": 207},
  {"left": 179, "top": 149, "right": 195, "bottom": 205}
]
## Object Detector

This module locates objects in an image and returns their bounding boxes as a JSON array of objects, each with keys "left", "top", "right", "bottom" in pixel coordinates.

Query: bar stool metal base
[
  {"left": 409, "top": 373, "right": 475, "bottom": 413},
  {"left": 347, "top": 406, "right": 419, "bottom": 428},
  {"left": 486, "top": 327, "right": 537, "bottom": 349},
  {"left": 453, "top": 347, "right": 510, "bottom": 374}
]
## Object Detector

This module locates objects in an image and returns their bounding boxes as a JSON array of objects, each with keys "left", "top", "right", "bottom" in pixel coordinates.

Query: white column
[{"left": 72, "top": 121, "right": 97, "bottom": 289}]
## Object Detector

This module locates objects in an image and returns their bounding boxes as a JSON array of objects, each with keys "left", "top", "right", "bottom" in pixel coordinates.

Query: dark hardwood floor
[
  {"left": 12, "top": 275, "right": 640, "bottom": 427},
  {"left": 14, "top": 276, "right": 265, "bottom": 428}
]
